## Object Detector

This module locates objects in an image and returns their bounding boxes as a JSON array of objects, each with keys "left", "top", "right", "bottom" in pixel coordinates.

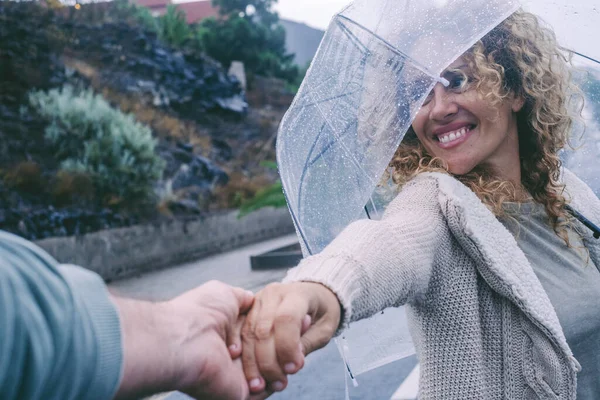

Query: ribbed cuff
[
  {"left": 283, "top": 254, "right": 363, "bottom": 335},
  {"left": 59, "top": 264, "right": 123, "bottom": 400}
]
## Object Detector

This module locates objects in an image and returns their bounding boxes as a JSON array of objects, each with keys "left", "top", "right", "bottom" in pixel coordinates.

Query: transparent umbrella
[{"left": 276, "top": 0, "right": 600, "bottom": 381}]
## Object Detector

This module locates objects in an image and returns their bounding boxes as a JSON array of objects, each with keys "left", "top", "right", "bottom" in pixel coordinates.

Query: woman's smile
[{"left": 432, "top": 123, "right": 476, "bottom": 149}]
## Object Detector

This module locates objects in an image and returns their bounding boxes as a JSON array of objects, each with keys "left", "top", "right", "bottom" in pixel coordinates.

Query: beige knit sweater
[{"left": 283, "top": 169, "right": 600, "bottom": 399}]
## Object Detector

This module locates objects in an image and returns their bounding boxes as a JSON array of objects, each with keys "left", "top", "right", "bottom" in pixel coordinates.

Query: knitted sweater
[{"left": 284, "top": 169, "right": 600, "bottom": 399}]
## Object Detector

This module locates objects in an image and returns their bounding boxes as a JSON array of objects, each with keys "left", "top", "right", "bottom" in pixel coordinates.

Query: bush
[
  {"left": 237, "top": 161, "right": 286, "bottom": 217},
  {"left": 111, "top": 0, "right": 159, "bottom": 32},
  {"left": 28, "top": 85, "right": 165, "bottom": 208},
  {"left": 195, "top": 14, "right": 298, "bottom": 83},
  {"left": 238, "top": 180, "right": 286, "bottom": 217},
  {"left": 158, "top": 5, "right": 191, "bottom": 47}
]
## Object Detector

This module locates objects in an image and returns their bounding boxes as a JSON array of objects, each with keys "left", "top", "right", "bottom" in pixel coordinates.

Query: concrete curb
[{"left": 35, "top": 207, "right": 295, "bottom": 281}]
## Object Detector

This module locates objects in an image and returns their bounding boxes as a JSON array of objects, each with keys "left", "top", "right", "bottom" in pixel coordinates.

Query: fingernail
[
  {"left": 284, "top": 362, "right": 296, "bottom": 373},
  {"left": 245, "top": 290, "right": 254, "bottom": 297},
  {"left": 229, "top": 343, "right": 239, "bottom": 352},
  {"left": 272, "top": 381, "right": 285, "bottom": 392},
  {"left": 249, "top": 378, "right": 261, "bottom": 389}
]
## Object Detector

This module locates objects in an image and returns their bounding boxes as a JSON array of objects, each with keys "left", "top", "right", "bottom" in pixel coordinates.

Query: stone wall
[{"left": 35, "top": 208, "right": 295, "bottom": 281}]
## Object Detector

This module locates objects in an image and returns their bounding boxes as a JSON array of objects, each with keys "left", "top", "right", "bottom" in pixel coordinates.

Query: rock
[
  {"left": 172, "top": 148, "right": 194, "bottom": 164},
  {"left": 216, "top": 96, "right": 248, "bottom": 114},
  {"left": 176, "top": 142, "right": 194, "bottom": 153},
  {"left": 228, "top": 61, "right": 247, "bottom": 90},
  {"left": 167, "top": 198, "right": 203, "bottom": 215},
  {"left": 171, "top": 156, "right": 229, "bottom": 191},
  {"left": 211, "top": 139, "right": 233, "bottom": 162}
]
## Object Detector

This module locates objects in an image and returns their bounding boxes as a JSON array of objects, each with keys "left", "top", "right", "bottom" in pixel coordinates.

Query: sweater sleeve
[
  {"left": 0, "top": 231, "right": 123, "bottom": 400},
  {"left": 283, "top": 176, "right": 449, "bottom": 328}
]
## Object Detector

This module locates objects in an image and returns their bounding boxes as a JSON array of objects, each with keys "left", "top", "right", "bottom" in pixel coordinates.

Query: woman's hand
[{"left": 241, "top": 282, "right": 342, "bottom": 394}]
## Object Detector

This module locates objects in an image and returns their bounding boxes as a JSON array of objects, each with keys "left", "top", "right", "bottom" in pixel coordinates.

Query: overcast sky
[{"left": 274, "top": 0, "right": 599, "bottom": 61}]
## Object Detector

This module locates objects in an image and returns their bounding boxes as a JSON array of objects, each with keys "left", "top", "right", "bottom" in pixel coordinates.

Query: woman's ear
[{"left": 511, "top": 95, "right": 525, "bottom": 113}]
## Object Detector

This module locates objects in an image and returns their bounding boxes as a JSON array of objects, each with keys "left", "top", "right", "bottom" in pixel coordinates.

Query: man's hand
[{"left": 113, "top": 281, "right": 269, "bottom": 400}]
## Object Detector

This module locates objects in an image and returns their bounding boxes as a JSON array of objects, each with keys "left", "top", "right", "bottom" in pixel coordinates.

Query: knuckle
[
  {"left": 276, "top": 342, "right": 300, "bottom": 362},
  {"left": 241, "top": 322, "right": 257, "bottom": 341},
  {"left": 274, "top": 312, "right": 297, "bottom": 326},
  {"left": 241, "top": 347, "right": 256, "bottom": 366},
  {"left": 257, "top": 360, "right": 284, "bottom": 380},
  {"left": 302, "top": 336, "right": 329, "bottom": 353},
  {"left": 254, "top": 320, "right": 273, "bottom": 340}
]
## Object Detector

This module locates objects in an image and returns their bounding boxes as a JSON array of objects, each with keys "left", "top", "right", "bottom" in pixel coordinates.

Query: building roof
[
  {"left": 174, "top": 1, "right": 220, "bottom": 24},
  {"left": 132, "top": 0, "right": 169, "bottom": 9}
]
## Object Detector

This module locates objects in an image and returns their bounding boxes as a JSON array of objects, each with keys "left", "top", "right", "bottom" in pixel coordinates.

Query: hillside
[{"left": 0, "top": 1, "right": 294, "bottom": 240}]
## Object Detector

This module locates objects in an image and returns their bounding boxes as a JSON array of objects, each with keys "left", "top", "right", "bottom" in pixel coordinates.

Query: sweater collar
[{"left": 417, "top": 170, "right": 594, "bottom": 364}]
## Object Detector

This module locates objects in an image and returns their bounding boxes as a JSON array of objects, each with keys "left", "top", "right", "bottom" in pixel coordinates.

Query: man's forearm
[{"left": 113, "top": 297, "right": 186, "bottom": 399}]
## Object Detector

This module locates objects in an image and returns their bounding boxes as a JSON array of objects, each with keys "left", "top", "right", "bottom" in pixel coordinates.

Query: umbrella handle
[{"left": 565, "top": 205, "right": 600, "bottom": 239}]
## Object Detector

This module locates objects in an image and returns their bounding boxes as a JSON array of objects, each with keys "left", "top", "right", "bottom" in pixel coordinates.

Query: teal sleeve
[{"left": 0, "top": 231, "right": 123, "bottom": 400}]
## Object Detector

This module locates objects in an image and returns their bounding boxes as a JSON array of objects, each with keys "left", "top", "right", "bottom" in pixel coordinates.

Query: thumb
[
  {"left": 300, "top": 323, "right": 335, "bottom": 356},
  {"left": 231, "top": 287, "right": 255, "bottom": 315}
]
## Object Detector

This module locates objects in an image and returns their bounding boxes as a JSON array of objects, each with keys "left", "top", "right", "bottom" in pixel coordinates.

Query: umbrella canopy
[
  {"left": 277, "top": 0, "right": 600, "bottom": 378},
  {"left": 278, "top": 0, "right": 520, "bottom": 256}
]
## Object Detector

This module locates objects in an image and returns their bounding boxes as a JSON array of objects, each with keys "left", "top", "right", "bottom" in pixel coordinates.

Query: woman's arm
[
  {"left": 241, "top": 176, "right": 449, "bottom": 394},
  {"left": 286, "top": 176, "right": 447, "bottom": 325}
]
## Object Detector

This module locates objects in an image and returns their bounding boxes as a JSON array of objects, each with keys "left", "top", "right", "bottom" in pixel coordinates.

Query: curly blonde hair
[{"left": 388, "top": 10, "right": 585, "bottom": 246}]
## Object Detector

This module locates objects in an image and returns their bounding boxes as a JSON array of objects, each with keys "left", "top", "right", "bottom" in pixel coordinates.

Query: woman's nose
[{"left": 428, "top": 84, "right": 458, "bottom": 121}]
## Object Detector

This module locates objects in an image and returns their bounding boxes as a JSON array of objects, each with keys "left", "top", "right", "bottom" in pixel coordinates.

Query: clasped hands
[
  {"left": 113, "top": 280, "right": 341, "bottom": 400},
  {"left": 239, "top": 281, "right": 342, "bottom": 396}
]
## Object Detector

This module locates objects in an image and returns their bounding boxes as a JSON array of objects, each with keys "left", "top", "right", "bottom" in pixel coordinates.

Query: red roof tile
[
  {"left": 132, "top": 0, "right": 170, "bottom": 9},
  {"left": 175, "top": 1, "right": 220, "bottom": 24}
]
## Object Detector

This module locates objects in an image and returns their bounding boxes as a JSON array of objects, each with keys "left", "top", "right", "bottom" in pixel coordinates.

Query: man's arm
[
  {"left": 0, "top": 231, "right": 265, "bottom": 400},
  {"left": 0, "top": 232, "right": 122, "bottom": 400}
]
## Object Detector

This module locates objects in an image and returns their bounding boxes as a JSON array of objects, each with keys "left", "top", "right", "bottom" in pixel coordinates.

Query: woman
[{"left": 241, "top": 10, "right": 600, "bottom": 399}]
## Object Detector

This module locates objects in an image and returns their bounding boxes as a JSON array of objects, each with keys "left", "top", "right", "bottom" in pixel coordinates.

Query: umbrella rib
[
  {"left": 294, "top": 58, "right": 366, "bottom": 106},
  {"left": 568, "top": 49, "right": 600, "bottom": 66},
  {"left": 281, "top": 183, "right": 315, "bottom": 255},
  {"left": 336, "top": 14, "right": 438, "bottom": 79},
  {"left": 298, "top": 86, "right": 364, "bottom": 109},
  {"left": 296, "top": 53, "right": 371, "bottom": 217},
  {"left": 309, "top": 92, "right": 378, "bottom": 187},
  {"left": 335, "top": 17, "right": 370, "bottom": 54}
]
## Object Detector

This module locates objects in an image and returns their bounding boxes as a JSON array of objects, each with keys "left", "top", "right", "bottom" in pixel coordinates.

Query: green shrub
[
  {"left": 134, "top": 5, "right": 160, "bottom": 32},
  {"left": 238, "top": 160, "right": 286, "bottom": 217},
  {"left": 238, "top": 181, "right": 286, "bottom": 218},
  {"left": 195, "top": 14, "right": 298, "bottom": 83},
  {"left": 110, "top": 0, "right": 159, "bottom": 32},
  {"left": 158, "top": 5, "right": 191, "bottom": 47},
  {"left": 28, "top": 85, "right": 165, "bottom": 207}
]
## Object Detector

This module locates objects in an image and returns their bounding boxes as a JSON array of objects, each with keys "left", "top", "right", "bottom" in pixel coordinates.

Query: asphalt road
[
  {"left": 161, "top": 346, "right": 417, "bottom": 400},
  {"left": 110, "top": 235, "right": 419, "bottom": 400}
]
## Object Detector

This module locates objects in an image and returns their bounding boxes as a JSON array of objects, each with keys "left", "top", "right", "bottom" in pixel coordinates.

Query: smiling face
[{"left": 410, "top": 57, "right": 525, "bottom": 179}]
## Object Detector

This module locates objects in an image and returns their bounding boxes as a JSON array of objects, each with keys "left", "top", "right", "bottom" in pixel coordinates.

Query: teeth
[{"left": 438, "top": 127, "right": 469, "bottom": 144}]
